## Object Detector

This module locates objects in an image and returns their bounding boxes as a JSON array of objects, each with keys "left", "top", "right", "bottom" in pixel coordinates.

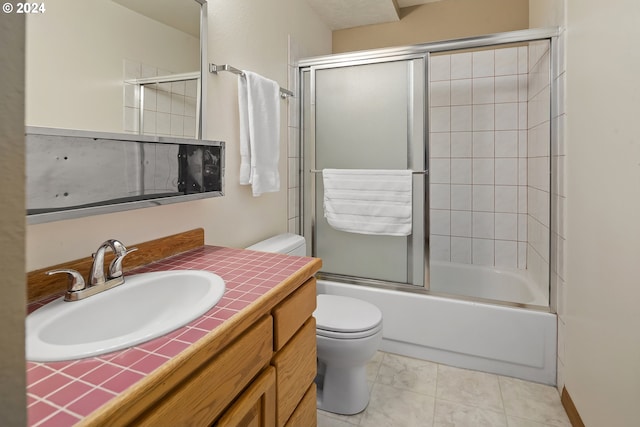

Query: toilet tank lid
[{"left": 246, "top": 233, "right": 305, "bottom": 254}]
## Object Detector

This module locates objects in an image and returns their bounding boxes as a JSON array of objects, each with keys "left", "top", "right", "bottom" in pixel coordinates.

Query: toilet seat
[{"left": 315, "top": 294, "right": 383, "bottom": 339}]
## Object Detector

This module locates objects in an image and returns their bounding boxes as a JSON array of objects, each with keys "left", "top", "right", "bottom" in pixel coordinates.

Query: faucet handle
[
  {"left": 46, "top": 269, "right": 86, "bottom": 292},
  {"left": 108, "top": 246, "right": 138, "bottom": 279}
]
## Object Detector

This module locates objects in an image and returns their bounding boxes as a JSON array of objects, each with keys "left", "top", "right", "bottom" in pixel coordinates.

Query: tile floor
[{"left": 317, "top": 351, "right": 571, "bottom": 427}]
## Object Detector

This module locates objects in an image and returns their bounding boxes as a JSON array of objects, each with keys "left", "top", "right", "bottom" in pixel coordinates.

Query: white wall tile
[
  {"left": 431, "top": 80, "right": 451, "bottom": 106},
  {"left": 495, "top": 47, "right": 518, "bottom": 76},
  {"left": 518, "top": 213, "right": 528, "bottom": 241},
  {"left": 518, "top": 74, "right": 528, "bottom": 102},
  {"left": 495, "top": 131, "right": 518, "bottom": 157},
  {"left": 185, "top": 80, "right": 198, "bottom": 98},
  {"left": 451, "top": 52, "right": 472, "bottom": 79},
  {"left": 170, "top": 93, "right": 185, "bottom": 115},
  {"left": 183, "top": 116, "right": 196, "bottom": 138},
  {"left": 143, "top": 85, "right": 157, "bottom": 111},
  {"left": 472, "top": 158, "right": 494, "bottom": 184},
  {"left": 288, "top": 158, "right": 299, "bottom": 188},
  {"left": 170, "top": 114, "right": 184, "bottom": 136},
  {"left": 156, "top": 112, "right": 170, "bottom": 135},
  {"left": 518, "top": 186, "right": 528, "bottom": 213},
  {"left": 171, "top": 81, "right": 186, "bottom": 96},
  {"left": 495, "top": 103, "right": 519, "bottom": 130},
  {"left": 288, "top": 127, "right": 300, "bottom": 158},
  {"left": 451, "top": 158, "right": 472, "bottom": 184},
  {"left": 518, "top": 241, "right": 527, "bottom": 269},
  {"left": 495, "top": 240, "right": 518, "bottom": 268},
  {"left": 142, "top": 110, "right": 156, "bottom": 134},
  {"left": 124, "top": 84, "right": 139, "bottom": 108},
  {"left": 430, "top": 55, "right": 451, "bottom": 81},
  {"left": 472, "top": 104, "right": 494, "bottom": 131},
  {"left": 472, "top": 50, "right": 494, "bottom": 78},
  {"left": 124, "top": 107, "right": 139, "bottom": 132},
  {"left": 472, "top": 131, "right": 494, "bottom": 157},
  {"left": 473, "top": 77, "right": 495, "bottom": 104},
  {"left": 451, "top": 237, "right": 472, "bottom": 263},
  {"left": 451, "top": 79, "right": 472, "bottom": 105},
  {"left": 430, "top": 158, "right": 451, "bottom": 183},
  {"left": 430, "top": 132, "right": 450, "bottom": 157},
  {"left": 495, "top": 158, "right": 518, "bottom": 185},
  {"left": 451, "top": 184, "right": 472, "bottom": 210},
  {"left": 430, "top": 107, "right": 451, "bottom": 132},
  {"left": 184, "top": 97, "right": 197, "bottom": 118},
  {"left": 430, "top": 209, "right": 451, "bottom": 235},
  {"left": 430, "top": 234, "right": 451, "bottom": 261},
  {"left": 430, "top": 183, "right": 451, "bottom": 209},
  {"left": 472, "top": 212, "right": 494, "bottom": 239},
  {"left": 518, "top": 46, "right": 528, "bottom": 74},
  {"left": 123, "top": 59, "right": 141, "bottom": 80},
  {"left": 451, "top": 106, "right": 472, "bottom": 131},
  {"left": 451, "top": 132, "right": 472, "bottom": 157},
  {"left": 495, "top": 185, "right": 518, "bottom": 213},
  {"left": 495, "top": 213, "right": 518, "bottom": 240},
  {"left": 472, "top": 238, "right": 494, "bottom": 265},
  {"left": 451, "top": 210, "right": 472, "bottom": 237},
  {"left": 472, "top": 185, "right": 494, "bottom": 212},
  {"left": 157, "top": 90, "right": 172, "bottom": 114},
  {"left": 495, "top": 75, "right": 518, "bottom": 103}
]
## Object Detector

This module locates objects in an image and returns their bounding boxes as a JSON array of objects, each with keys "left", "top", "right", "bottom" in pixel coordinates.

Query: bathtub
[
  {"left": 316, "top": 264, "right": 557, "bottom": 385},
  {"left": 429, "top": 261, "right": 548, "bottom": 306}
]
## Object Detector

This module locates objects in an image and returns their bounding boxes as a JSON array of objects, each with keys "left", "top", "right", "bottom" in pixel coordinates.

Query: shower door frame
[
  {"left": 302, "top": 53, "right": 429, "bottom": 289},
  {"left": 299, "top": 27, "right": 560, "bottom": 310}
]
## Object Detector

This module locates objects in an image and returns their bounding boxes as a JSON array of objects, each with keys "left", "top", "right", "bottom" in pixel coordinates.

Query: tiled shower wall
[
  {"left": 429, "top": 47, "right": 530, "bottom": 269},
  {"left": 527, "top": 41, "right": 552, "bottom": 298},
  {"left": 287, "top": 36, "right": 304, "bottom": 234},
  {"left": 429, "top": 42, "right": 552, "bottom": 299},
  {"left": 123, "top": 60, "right": 198, "bottom": 138}
]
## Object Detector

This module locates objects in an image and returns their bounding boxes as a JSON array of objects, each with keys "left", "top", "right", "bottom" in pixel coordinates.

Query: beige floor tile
[
  {"left": 506, "top": 416, "right": 563, "bottom": 427},
  {"left": 318, "top": 410, "right": 360, "bottom": 427},
  {"left": 436, "top": 364, "right": 504, "bottom": 412},
  {"left": 434, "top": 399, "right": 508, "bottom": 427},
  {"left": 366, "top": 350, "right": 385, "bottom": 382},
  {"left": 499, "top": 377, "right": 571, "bottom": 427},
  {"left": 376, "top": 352, "right": 439, "bottom": 397},
  {"left": 360, "top": 383, "right": 436, "bottom": 427}
]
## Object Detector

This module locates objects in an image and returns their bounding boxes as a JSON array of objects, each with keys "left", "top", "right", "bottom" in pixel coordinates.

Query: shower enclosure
[{"left": 300, "top": 28, "right": 557, "bottom": 310}]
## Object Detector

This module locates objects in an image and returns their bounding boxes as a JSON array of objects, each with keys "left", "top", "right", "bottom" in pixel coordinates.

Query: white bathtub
[
  {"left": 429, "top": 261, "right": 548, "bottom": 306},
  {"left": 316, "top": 265, "right": 557, "bottom": 385}
]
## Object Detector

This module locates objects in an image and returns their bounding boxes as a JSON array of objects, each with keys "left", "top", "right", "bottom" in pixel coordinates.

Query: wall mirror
[{"left": 24, "top": 0, "right": 220, "bottom": 224}]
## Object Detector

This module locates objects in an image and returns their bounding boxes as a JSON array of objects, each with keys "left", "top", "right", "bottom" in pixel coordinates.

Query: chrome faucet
[{"left": 47, "top": 239, "right": 138, "bottom": 301}]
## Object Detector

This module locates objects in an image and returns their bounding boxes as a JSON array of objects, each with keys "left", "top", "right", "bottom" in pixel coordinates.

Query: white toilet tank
[{"left": 246, "top": 233, "right": 306, "bottom": 256}]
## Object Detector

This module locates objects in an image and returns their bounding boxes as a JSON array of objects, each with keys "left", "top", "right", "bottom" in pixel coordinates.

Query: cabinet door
[{"left": 217, "top": 366, "right": 276, "bottom": 427}]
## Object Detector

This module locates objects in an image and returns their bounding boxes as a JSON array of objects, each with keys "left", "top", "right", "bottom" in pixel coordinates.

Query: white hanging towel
[
  {"left": 238, "top": 71, "right": 281, "bottom": 196},
  {"left": 322, "top": 169, "right": 413, "bottom": 236}
]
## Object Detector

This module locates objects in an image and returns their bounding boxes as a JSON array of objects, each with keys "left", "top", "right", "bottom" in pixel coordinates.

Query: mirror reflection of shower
[{"left": 301, "top": 34, "right": 553, "bottom": 309}]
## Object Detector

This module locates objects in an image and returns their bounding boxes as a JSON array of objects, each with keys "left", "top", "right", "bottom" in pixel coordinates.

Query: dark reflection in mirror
[{"left": 26, "top": 128, "right": 224, "bottom": 221}]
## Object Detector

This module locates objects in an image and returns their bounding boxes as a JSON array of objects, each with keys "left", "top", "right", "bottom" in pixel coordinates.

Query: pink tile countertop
[{"left": 26, "top": 245, "right": 317, "bottom": 427}]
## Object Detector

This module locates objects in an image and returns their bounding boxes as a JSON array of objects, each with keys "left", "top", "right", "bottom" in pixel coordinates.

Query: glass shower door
[{"left": 304, "top": 58, "right": 426, "bottom": 286}]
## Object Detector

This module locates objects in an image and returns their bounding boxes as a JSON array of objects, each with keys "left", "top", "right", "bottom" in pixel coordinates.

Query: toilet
[{"left": 246, "top": 233, "right": 383, "bottom": 415}]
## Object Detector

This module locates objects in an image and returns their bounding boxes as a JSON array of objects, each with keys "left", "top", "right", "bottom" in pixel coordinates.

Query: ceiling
[{"left": 306, "top": 0, "right": 443, "bottom": 30}]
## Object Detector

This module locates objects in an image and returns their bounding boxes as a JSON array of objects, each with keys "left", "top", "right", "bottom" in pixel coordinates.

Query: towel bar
[{"left": 209, "top": 63, "right": 294, "bottom": 99}]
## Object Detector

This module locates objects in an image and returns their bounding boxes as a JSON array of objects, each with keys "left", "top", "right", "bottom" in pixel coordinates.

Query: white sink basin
[{"left": 26, "top": 270, "right": 225, "bottom": 362}]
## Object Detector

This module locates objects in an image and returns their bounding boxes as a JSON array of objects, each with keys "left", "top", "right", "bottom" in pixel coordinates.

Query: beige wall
[
  {"left": 0, "top": 12, "right": 27, "bottom": 427},
  {"left": 25, "top": 1, "right": 331, "bottom": 271},
  {"left": 563, "top": 1, "right": 640, "bottom": 425},
  {"left": 333, "top": 0, "right": 529, "bottom": 53}
]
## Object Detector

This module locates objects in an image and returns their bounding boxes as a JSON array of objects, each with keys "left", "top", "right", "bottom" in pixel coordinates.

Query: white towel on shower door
[
  {"left": 322, "top": 169, "right": 413, "bottom": 236},
  {"left": 238, "top": 71, "right": 281, "bottom": 196}
]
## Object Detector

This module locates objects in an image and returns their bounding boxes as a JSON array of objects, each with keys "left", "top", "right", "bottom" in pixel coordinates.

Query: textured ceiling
[{"left": 306, "top": 0, "right": 443, "bottom": 30}]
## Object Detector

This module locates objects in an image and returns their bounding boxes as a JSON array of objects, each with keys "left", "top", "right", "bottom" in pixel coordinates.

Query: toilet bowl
[
  {"left": 314, "top": 294, "right": 382, "bottom": 415},
  {"left": 246, "top": 233, "right": 384, "bottom": 415}
]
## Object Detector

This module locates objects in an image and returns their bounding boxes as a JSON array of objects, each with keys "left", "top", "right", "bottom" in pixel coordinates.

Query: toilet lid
[{"left": 314, "top": 294, "right": 382, "bottom": 334}]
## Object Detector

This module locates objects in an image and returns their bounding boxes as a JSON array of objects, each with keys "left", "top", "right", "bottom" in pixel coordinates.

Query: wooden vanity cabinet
[{"left": 114, "top": 276, "right": 318, "bottom": 427}]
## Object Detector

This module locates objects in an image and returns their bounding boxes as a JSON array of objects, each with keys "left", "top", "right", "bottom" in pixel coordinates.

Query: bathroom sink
[{"left": 26, "top": 270, "right": 225, "bottom": 362}]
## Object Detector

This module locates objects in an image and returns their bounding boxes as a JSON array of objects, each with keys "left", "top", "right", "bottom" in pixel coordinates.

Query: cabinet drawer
[
  {"left": 135, "top": 316, "right": 273, "bottom": 426},
  {"left": 217, "top": 366, "right": 276, "bottom": 427},
  {"left": 272, "top": 318, "right": 317, "bottom": 427},
  {"left": 272, "top": 277, "right": 316, "bottom": 351},
  {"left": 284, "top": 383, "right": 317, "bottom": 427}
]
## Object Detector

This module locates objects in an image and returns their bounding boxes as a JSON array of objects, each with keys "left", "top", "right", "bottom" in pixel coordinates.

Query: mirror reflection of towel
[
  {"left": 322, "top": 169, "right": 413, "bottom": 236},
  {"left": 238, "top": 71, "right": 280, "bottom": 196}
]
